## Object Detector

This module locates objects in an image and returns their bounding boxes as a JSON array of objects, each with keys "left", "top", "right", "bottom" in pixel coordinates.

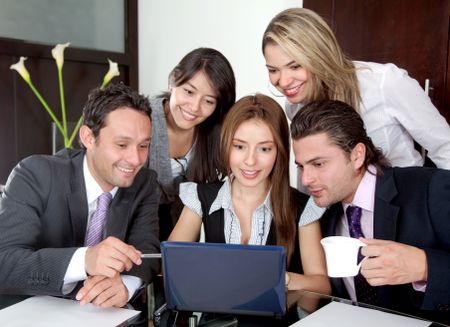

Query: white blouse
[
  {"left": 179, "top": 178, "right": 273, "bottom": 245},
  {"left": 286, "top": 61, "right": 450, "bottom": 226},
  {"left": 286, "top": 61, "right": 450, "bottom": 169}
]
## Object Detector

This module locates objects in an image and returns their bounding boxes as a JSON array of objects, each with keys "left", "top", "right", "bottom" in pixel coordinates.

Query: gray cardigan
[{"left": 148, "top": 96, "right": 187, "bottom": 205}]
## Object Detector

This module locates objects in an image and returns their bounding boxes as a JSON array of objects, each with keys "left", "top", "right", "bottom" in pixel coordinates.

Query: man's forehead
[
  {"left": 103, "top": 107, "right": 150, "bottom": 124},
  {"left": 294, "top": 132, "right": 333, "bottom": 146},
  {"left": 97, "top": 108, "right": 151, "bottom": 136},
  {"left": 293, "top": 133, "right": 341, "bottom": 160}
]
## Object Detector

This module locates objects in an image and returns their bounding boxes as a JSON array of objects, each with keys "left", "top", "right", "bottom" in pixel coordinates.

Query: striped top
[{"left": 179, "top": 177, "right": 272, "bottom": 245}]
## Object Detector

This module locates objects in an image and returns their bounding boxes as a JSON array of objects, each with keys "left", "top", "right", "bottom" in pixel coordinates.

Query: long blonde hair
[{"left": 262, "top": 8, "right": 361, "bottom": 112}]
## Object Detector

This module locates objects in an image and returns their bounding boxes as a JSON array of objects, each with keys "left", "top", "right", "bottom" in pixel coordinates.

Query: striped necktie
[{"left": 85, "top": 192, "right": 112, "bottom": 246}]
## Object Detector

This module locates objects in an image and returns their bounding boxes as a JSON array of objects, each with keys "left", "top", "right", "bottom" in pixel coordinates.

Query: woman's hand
[{"left": 285, "top": 272, "right": 292, "bottom": 289}]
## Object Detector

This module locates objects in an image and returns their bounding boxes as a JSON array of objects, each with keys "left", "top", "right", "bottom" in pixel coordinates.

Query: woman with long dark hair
[{"left": 148, "top": 47, "right": 236, "bottom": 240}]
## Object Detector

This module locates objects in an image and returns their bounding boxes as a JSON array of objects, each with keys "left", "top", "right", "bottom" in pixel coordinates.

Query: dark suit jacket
[
  {"left": 321, "top": 167, "right": 450, "bottom": 322},
  {"left": 0, "top": 149, "right": 160, "bottom": 305}
]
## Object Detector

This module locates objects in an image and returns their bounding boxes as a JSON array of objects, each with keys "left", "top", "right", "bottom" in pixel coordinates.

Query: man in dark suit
[
  {"left": 0, "top": 83, "right": 160, "bottom": 309},
  {"left": 290, "top": 100, "right": 450, "bottom": 323}
]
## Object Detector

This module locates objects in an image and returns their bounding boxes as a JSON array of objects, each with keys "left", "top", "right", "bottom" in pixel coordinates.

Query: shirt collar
[
  {"left": 83, "top": 155, "right": 118, "bottom": 205},
  {"left": 342, "top": 164, "right": 377, "bottom": 213},
  {"left": 209, "top": 176, "right": 273, "bottom": 215}
]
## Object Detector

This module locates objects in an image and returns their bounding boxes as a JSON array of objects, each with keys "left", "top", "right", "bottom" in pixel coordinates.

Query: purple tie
[
  {"left": 85, "top": 192, "right": 112, "bottom": 246},
  {"left": 346, "top": 205, "right": 379, "bottom": 305}
]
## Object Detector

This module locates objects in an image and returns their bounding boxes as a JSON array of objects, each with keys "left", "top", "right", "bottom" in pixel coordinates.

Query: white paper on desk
[
  {"left": 290, "top": 301, "right": 431, "bottom": 327},
  {"left": 0, "top": 295, "right": 140, "bottom": 327}
]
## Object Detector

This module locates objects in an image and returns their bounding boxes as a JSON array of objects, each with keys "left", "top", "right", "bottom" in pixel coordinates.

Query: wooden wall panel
[
  {"left": 0, "top": 55, "right": 17, "bottom": 183},
  {"left": 0, "top": 0, "right": 137, "bottom": 184},
  {"left": 304, "top": 0, "right": 450, "bottom": 122}
]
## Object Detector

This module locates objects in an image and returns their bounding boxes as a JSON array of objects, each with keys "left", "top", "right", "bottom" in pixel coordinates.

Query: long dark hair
[
  {"left": 161, "top": 47, "right": 236, "bottom": 182},
  {"left": 220, "top": 94, "right": 297, "bottom": 262}
]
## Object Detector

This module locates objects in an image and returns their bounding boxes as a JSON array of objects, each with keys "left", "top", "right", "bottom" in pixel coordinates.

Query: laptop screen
[{"left": 161, "top": 241, "right": 286, "bottom": 317}]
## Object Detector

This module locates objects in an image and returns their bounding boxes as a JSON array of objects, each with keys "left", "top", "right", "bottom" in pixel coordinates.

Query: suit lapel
[
  {"left": 106, "top": 188, "right": 132, "bottom": 240},
  {"left": 66, "top": 149, "right": 133, "bottom": 244},
  {"left": 373, "top": 169, "right": 400, "bottom": 241},
  {"left": 67, "top": 151, "right": 89, "bottom": 245},
  {"left": 373, "top": 168, "right": 400, "bottom": 306},
  {"left": 322, "top": 204, "right": 342, "bottom": 237}
]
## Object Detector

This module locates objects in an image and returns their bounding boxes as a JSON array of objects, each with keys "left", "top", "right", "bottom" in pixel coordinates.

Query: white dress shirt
[
  {"left": 291, "top": 61, "right": 450, "bottom": 226},
  {"left": 287, "top": 61, "right": 450, "bottom": 169},
  {"left": 62, "top": 155, "right": 141, "bottom": 300}
]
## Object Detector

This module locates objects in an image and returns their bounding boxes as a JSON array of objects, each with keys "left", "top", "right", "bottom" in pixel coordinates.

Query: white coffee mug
[{"left": 320, "top": 236, "right": 367, "bottom": 277}]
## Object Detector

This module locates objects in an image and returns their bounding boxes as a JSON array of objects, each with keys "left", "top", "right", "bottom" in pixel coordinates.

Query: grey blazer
[{"left": 0, "top": 149, "right": 160, "bottom": 302}]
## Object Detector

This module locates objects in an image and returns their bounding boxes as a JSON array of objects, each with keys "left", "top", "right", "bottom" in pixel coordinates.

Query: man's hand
[
  {"left": 85, "top": 236, "right": 142, "bottom": 278},
  {"left": 76, "top": 275, "right": 128, "bottom": 308},
  {"left": 360, "top": 238, "right": 428, "bottom": 286}
]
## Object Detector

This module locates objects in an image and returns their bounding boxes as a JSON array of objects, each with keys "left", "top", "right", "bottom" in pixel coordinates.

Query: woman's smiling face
[
  {"left": 168, "top": 70, "right": 218, "bottom": 131},
  {"left": 229, "top": 118, "right": 277, "bottom": 190},
  {"left": 264, "top": 42, "right": 309, "bottom": 104}
]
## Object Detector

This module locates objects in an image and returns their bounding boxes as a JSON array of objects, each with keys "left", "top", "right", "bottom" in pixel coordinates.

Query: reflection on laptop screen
[{"left": 161, "top": 241, "right": 286, "bottom": 317}]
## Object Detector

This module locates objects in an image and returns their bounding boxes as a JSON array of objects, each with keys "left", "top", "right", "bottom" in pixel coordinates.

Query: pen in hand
[{"left": 140, "top": 253, "right": 162, "bottom": 258}]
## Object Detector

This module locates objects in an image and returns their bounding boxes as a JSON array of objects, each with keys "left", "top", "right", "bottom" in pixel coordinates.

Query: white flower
[
  {"left": 10, "top": 57, "right": 31, "bottom": 83},
  {"left": 101, "top": 59, "right": 120, "bottom": 88},
  {"left": 51, "top": 42, "right": 70, "bottom": 69}
]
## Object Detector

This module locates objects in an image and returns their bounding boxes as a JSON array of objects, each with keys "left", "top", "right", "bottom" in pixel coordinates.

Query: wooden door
[{"left": 304, "top": 0, "right": 450, "bottom": 122}]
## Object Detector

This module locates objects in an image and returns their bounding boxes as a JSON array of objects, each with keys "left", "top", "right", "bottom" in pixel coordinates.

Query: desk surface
[
  {"left": 1, "top": 290, "right": 447, "bottom": 327},
  {"left": 152, "top": 290, "right": 450, "bottom": 327}
]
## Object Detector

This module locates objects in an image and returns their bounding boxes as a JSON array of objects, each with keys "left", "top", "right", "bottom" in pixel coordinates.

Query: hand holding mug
[{"left": 358, "top": 238, "right": 428, "bottom": 286}]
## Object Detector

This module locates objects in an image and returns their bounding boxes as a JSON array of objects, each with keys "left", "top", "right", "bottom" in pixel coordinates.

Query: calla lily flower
[
  {"left": 10, "top": 57, "right": 31, "bottom": 83},
  {"left": 10, "top": 56, "right": 65, "bottom": 138},
  {"left": 101, "top": 59, "right": 120, "bottom": 89},
  {"left": 51, "top": 42, "right": 70, "bottom": 69},
  {"left": 10, "top": 42, "right": 118, "bottom": 149}
]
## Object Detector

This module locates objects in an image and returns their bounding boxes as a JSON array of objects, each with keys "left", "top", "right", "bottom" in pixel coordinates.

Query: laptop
[{"left": 161, "top": 241, "right": 286, "bottom": 317}]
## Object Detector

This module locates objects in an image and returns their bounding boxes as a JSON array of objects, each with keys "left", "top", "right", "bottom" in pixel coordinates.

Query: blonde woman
[{"left": 262, "top": 7, "right": 450, "bottom": 225}]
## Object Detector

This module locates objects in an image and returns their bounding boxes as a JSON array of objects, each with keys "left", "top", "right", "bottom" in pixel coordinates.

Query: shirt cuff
[
  {"left": 62, "top": 247, "right": 88, "bottom": 294},
  {"left": 122, "top": 275, "right": 143, "bottom": 301},
  {"left": 412, "top": 281, "right": 427, "bottom": 292},
  {"left": 64, "top": 247, "right": 88, "bottom": 283}
]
